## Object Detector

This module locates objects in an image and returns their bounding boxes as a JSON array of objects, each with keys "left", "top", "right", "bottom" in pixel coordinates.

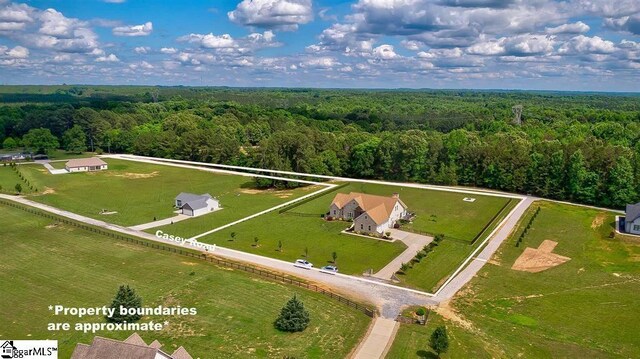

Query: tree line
[{"left": 1, "top": 87, "right": 639, "bottom": 209}]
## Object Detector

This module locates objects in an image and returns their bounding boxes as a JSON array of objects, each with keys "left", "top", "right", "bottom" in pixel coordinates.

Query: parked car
[
  {"left": 294, "top": 259, "right": 313, "bottom": 269},
  {"left": 320, "top": 265, "right": 338, "bottom": 274}
]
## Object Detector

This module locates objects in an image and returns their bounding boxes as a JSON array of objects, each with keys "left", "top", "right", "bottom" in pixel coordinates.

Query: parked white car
[
  {"left": 293, "top": 259, "right": 313, "bottom": 269},
  {"left": 320, "top": 265, "right": 338, "bottom": 274}
]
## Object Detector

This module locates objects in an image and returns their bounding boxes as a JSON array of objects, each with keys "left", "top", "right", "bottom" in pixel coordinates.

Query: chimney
[{"left": 392, "top": 193, "right": 399, "bottom": 199}]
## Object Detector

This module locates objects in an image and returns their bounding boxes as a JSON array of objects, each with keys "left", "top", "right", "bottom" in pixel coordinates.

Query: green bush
[{"left": 274, "top": 295, "right": 310, "bottom": 332}]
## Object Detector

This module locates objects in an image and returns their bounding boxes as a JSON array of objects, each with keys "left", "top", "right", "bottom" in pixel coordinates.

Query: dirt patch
[
  {"left": 181, "top": 262, "right": 197, "bottom": 266},
  {"left": 512, "top": 240, "right": 571, "bottom": 273},
  {"left": 435, "top": 300, "right": 475, "bottom": 331},
  {"left": 41, "top": 187, "right": 55, "bottom": 195},
  {"left": 591, "top": 213, "right": 607, "bottom": 229},
  {"left": 108, "top": 171, "right": 159, "bottom": 179},
  {"left": 99, "top": 210, "right": 118, "bottom": 215},
  {"left": 45, "top": 223, "right": 59, "bottom": 229},
  {"left": 239, "top": 188, "right": 262, "bottom": 194},
  {"left": 239, "top": 188, "right": 296, "bottom": 198}
]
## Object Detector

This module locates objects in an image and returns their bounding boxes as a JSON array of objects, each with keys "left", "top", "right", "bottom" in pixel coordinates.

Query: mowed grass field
[
  {"left": 288, "top": 181, "right": 515, "bottom": 288},
  {"left": 18, "top": 158, "right": 312, "bottom": 227},
  {"left": 200, "top": 213, "right": 407, "bottom": 275},
  {"left": 398, "top": 199, "right": 518, "bottom": 292},
  {"left": 0, "top": 165, "right": 28, "bottom": 193},
  {"left": 0, "top": 204, "right": 371, "bottom": 358},
  {"left": 388, "top": 201, "right": 640, "bottom": 358},
  {"left": 291, "top": 182, "right": 511, "bottom": 242}
]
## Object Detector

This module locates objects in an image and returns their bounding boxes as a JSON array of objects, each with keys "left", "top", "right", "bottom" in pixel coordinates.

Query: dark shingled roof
[
  {"left": 626, "top": 202, "right": 640, "bottom": 222},
  {"left": 70, "top": 334, "right": 192, "bottom": 359},
  {"left": 70, "top": 337, "right": 162, "bottom": 359}
]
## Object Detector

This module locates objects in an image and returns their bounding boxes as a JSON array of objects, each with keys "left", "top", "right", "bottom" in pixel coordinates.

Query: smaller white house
[
  {"left": 624, "top": 202, "right": 640, "bottom": 235},
  {"left": 175, "top": 192, "right": 219, "bottom": 217},
  {"left": 65, "top": 157, "right": 108, "bottom": 172}
]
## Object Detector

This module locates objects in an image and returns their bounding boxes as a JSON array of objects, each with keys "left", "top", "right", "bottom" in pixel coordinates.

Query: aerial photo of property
[{"left": 0, "top": 1, "right": 639, "bottom": 358}]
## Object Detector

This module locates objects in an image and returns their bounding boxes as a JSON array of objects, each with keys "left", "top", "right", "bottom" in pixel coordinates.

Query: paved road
[
  {"left": 352, "top": 318, "right": 398, "bottom": 359},
  {"left": 372, "top": 229, "right": 432, "bottom": 280}
]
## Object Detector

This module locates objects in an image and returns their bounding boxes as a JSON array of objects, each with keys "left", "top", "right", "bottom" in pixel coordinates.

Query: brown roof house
[
  {"left": 65, "top": 157, "right": 108, "bottom": 173},
  {"left": 329, "top": 192, "right": 408, "bottom": 235},
  {"left": 70, "top": 332, "right": 193, "bottom": 359}
]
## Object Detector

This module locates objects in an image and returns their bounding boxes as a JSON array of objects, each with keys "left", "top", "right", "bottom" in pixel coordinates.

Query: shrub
[
  {"left": 105, "top": 285, "right": 142, "bottom": 323},
  {"left": 430, "top": 326, "right": 449, "bottom": 356},
  {"left": 274, "top": 295, "right": 310, "bottom": 332},
  {"left": 416, "top": 307, "right": 426, "bottom": 316}
]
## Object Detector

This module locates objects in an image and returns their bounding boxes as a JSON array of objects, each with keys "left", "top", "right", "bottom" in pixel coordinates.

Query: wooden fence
[{"left": 0, "top": 199, "right": 376, "bottom": 318}]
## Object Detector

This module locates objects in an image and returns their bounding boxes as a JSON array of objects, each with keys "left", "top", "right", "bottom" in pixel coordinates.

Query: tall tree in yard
[
  {"left": 430, "top": 325, "right": 449, "bottom": 357},
  {"left": 274, "top": 295, "right": 310, "bottom": 332},
  {"left": 22, "top": 128, "right": 59, "bottom": 154},
  {"left": 606, "top": 156, "right": 637, "bottom": 208},
  {"left": 62, "top": 125, "right": 87, "bottom": 153},
  {"left": 105, "top": 285, "right": 142, "bottom": 323}
]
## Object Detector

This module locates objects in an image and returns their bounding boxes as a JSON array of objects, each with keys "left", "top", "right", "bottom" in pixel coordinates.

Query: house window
[
  {"left": 333, "top": 210, "right": 336, "bottom": 215},
  {"left": 368, "top": 226, "right": 371, "bottom": 231},
  {"left": 634, "top": 224, "right": 640, "bottom": 231},
  {"left": 360, "top": 224, "right": 363, "bottom": 230}
]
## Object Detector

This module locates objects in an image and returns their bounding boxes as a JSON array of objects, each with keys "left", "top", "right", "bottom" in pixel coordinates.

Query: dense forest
[{"left": 1, "top": 86, "right": 639, "bottom": 209}]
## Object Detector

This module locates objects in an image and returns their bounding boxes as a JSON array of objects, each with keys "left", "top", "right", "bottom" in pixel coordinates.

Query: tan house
[
  {"left": 65, "top": 157, "right": 108, "bottom": 172},
  {"left": 329, "top": 192, "right": 408, "bottom": 235},
  {"left": 71, "top": 332, "right": 192, "bottom": 359}
]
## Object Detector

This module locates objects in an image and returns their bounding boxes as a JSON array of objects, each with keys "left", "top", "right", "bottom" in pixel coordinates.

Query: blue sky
[{"left": 0, "top": 0, "right": 639, "bottom": 91}]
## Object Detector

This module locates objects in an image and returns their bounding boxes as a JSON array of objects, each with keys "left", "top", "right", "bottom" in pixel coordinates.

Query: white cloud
[
  {"left": 95, "top": 53, "right": 119, "bottom": 62},
  {"left": 545, "top": 21, "right": 590, "bottom": 35},
  {"left": 160, "top": 47, "right": 178, "bottom": 54},
  {"left": 38, "top": 8, "right": 82, "bottom": 37},
  {"left": 604, "top": 15, "right": 640, "bottom": 35},
  {"left": 300, "top": 56, "right": 338, "bottom": 68},
  {"left": 134, "top": 46, "right": 150, "bottom": 54},
  {"left": 6, "top": 45, "right": 28, "bottom": 58},
  {"left": 558, "top": 35, "right": 616, "bottom": 54},
  {"left": 372, "top": 44, "right": 399, "bottom": 60},
  {"left": 468, "top": 34, "right": 555, "bottom": 56},
  {"left": 179, "top": 33, "right": 238, "bottom": 49},
  {"left": 228, "top": 0, "right": 313, "bottom": 31},
  {"left": 112, "top": 21, "right": 152, "bottom": 36}
]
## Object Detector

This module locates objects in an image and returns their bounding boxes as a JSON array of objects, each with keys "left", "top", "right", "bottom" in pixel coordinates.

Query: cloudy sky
[{"left": 0, "top": 0, "right": 639, "bottom": 91}]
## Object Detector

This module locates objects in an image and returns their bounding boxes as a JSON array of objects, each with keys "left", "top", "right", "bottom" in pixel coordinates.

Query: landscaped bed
[{"left": 0, "top": 203, "right": 371, "bottom": 358}]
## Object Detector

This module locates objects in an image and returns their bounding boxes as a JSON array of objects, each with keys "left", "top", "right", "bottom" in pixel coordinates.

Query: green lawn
[
  {"left": 388, "top": 201, "right": 640, "bottom": 358},
  {"left": 198, "top": 213, "right": 407, "bottom": 275},
  {"left": 0, "top": 165, "right": 27, "bottom": 194},
  {"left": 18, "top": 158, "right": 313, "bottom": 227},
  {"left": 397, "top": 199, "right": 518, "bottom": 292},
  {"left": 0, "top": 204, "right": 371, "bottom": 358},
  {"left": 290, "top": 182, "right": 511, "bottom": 242}
]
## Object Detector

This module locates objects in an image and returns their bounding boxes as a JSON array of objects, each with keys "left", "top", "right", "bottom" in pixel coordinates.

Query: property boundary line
[{"left": 0, "top": 199, "right": 376, "bottom": 318}]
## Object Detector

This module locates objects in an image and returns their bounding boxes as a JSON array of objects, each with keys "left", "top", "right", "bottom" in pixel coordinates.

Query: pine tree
[
  {"left": 105, "top": 285, "right": 142, "bottom": 323},
  {"left": 430, "top": 325, "right": 449, "bottom": 357},
  {"left": 274, "top": 295, "right": 310, "bottom": 332}
]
